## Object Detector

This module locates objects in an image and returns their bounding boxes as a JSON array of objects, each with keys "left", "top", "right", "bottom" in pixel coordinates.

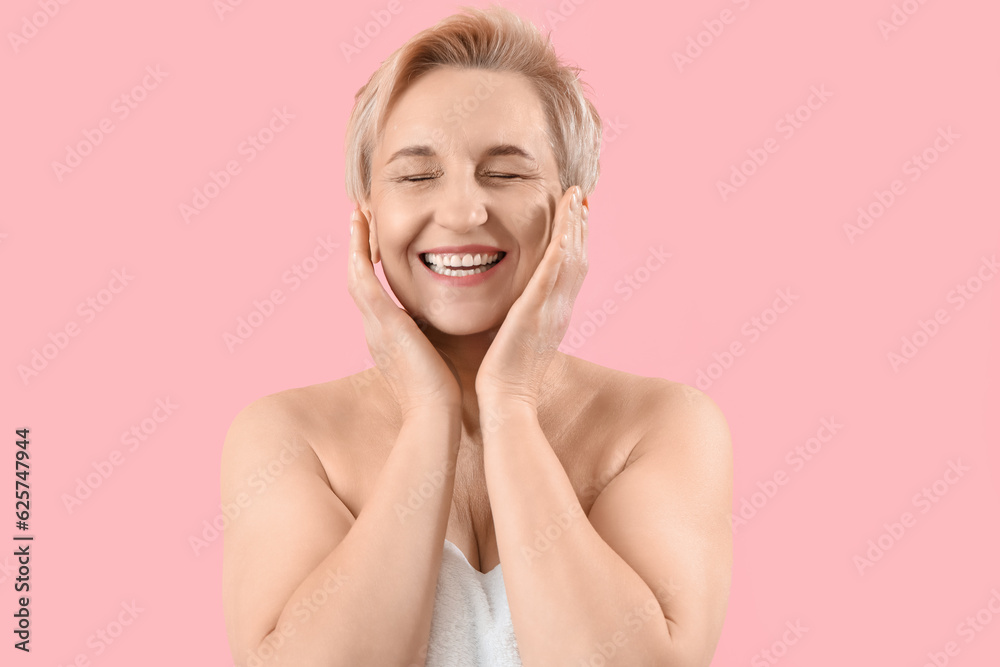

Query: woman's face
[{"left": 365, "top": 66, "right": 564, "bottom": 336}]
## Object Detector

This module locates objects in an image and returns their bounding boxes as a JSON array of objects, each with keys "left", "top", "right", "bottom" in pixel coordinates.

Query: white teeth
[
  {"left": 424, "top": 252, "right": 500, "bottom": 268},
  {"left": 422, "top": 251, "right": 504, "bottom": 277},
  {"left": 429, "top": 264, "right": 491, "bottom": 277}
]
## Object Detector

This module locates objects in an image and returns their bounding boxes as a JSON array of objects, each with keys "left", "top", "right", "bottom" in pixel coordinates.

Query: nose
[{"left": 432, "top": 169, "right": 488, "bottom": 233}]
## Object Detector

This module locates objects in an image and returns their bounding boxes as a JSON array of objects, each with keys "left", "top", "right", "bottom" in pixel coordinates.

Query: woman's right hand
[{"left": 347, "top": 206, "right": 462, "bottom": 416}]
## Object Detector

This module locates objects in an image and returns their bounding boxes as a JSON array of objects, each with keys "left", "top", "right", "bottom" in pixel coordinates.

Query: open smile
[
  {"left": 417, "top": 246, "right": 509, "bottom": 286},
  {"left": 420, "top": 251, "right": 506, "bottom": 276}
]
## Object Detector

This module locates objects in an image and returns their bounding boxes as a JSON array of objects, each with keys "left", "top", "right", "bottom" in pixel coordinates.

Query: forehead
[{"left": 375, "top": 67, "right": 552, "bottom": 164}]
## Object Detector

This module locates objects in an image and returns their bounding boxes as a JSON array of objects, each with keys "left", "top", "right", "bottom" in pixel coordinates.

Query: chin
[
  {"left": 399, "top": 294, "right": 509, "bottom": 337},
  {"left": 419, "top": 309, "right": 506, "bottom": 337},
  {"left": 386, "top": 272, "right": 518, "bottom": 337},
  {"left": 430, "top": 322, "right": 496, "bottom": 337}
]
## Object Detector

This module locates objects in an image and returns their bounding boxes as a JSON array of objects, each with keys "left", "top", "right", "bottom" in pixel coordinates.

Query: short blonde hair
[{"left": 344, "top": 4, "right": 602, "bottom": 206}]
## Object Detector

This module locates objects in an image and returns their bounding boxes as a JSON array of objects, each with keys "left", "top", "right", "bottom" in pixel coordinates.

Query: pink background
[{"left": 3, "top": 0, "right": 998, "bottom": 664}]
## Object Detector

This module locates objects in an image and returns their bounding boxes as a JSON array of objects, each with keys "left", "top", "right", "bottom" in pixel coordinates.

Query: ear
[{"left": 363, "top": 206, "right": 381, "bottom": 264}]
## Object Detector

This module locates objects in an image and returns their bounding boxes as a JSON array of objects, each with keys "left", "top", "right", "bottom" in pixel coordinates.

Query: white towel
[{"left": 424, "top": 539, "right": 522, "bottom": 667}]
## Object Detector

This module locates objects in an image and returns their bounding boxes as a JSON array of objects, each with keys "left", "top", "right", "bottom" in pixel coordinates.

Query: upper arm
[
  {"left": 221, "top": 393, "right": 355, "bottom": 659},
  {"left": 587, "top": 381, "right": 733, "bottom": 666}
]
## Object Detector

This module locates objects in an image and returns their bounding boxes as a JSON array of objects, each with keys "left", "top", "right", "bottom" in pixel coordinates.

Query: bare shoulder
[
  {"left": 630, "top": 378, "right": 733, "bottom": 487},
  {"left": 223, "top": 370, "right": 380, "bottom": 445},
  {"left": 221, "top": 387, "right": 326, "bottom": 495},
  {"left": 579, "top": 363, "right": 732, "bottom": 663},
  {"left": 562, "top": 355, "right": 731, "bottom": 463},
  {"left": 219, "top": 376, "right": 370, "bottom": 523},
  {"left": 220, "top": 371, "right": 392, "bottom": 503},
  {"left": 639, "top": 378, "right": 730, "bottom": 436},
  {"left": 221, "top": 377, "right": 356, "bottom": 474},
  {"left": 560, "top": 354, "right": 671, "bottom": 412},
  {"left": 224, "top": 387, "right": 309, "bottom": 437},
  {"left": 220, "top": 380, "right": 363, "bottom": 656},
  {"left": 223, "top": 383, "right": 328, "bottom": 452}
]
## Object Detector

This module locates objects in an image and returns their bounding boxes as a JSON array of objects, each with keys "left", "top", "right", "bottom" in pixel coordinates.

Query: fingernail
[
  {"left": 571, "top": 190, "right": 579, "bottom": 209},
  {"left": 349, "top": 220, "right": 354, "bottom": 236},
  {"left": 351, "top": 209, "right": 360, "bottom": 221}
]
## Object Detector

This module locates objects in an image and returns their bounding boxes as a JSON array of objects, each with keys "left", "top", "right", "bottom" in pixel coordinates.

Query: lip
[{"left": 417, "top": 245, "right": 508, "bottom": 287}]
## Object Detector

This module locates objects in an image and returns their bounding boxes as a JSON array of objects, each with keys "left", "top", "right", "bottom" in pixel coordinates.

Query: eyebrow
[{"left": 384, "top": 143, "right": 537, "bottom": 165}]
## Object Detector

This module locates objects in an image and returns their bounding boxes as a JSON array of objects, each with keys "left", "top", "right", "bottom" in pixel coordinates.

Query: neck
[{"left": 420, "top": 324, "right": 569, "bottom": 438}]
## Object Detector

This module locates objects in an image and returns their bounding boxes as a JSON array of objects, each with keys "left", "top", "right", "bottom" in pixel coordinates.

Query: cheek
[
  {"left": 371, "top": 205, "right": 416, "bottom": 256},
  {"left": 514, "top": 202, "right": 554, "bottom": 260}
]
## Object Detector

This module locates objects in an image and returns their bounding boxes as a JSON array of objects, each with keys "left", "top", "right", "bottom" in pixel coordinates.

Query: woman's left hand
[{"left": 475, "top": 185, "right": 589, "bottom": 409}]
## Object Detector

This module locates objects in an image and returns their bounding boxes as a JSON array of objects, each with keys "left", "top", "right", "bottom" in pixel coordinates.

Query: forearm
[
  {"left": 482, "top": 399, "right": 672, "bottom": 666},
  {"left": 252, "top": 407, "right": 461, "bottom": 667}
]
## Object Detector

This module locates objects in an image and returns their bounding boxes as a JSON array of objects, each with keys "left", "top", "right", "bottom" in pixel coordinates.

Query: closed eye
[{"left": 399, "top": 173, "right": 521, "bottom": 182}]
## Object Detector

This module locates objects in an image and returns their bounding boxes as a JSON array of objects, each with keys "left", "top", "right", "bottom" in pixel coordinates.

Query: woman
[{"left": 222, "top": 6, "right": 732, "bottom": 666}]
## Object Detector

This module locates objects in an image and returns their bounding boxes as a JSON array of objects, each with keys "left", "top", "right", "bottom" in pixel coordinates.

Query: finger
[
  {"left": 348, "top": 206, "right": 369, "bottom": 277},
  {"left": 573, "top": 189, "right": 584, "bottom": 256},
  {"left": 557, "top": 185, "right": 583, "bottom": 272},
  {"left": 347, "top": 207, "right": 371, "bottom": 305},
  {"left": 524, "top": 186, "right": 576, "bottom": 305},
  {"left": 558, "top": 186, "right": 575, "bottom": 251},
  {"left": 348, "top": 208, "right": 396, "bottom": 319},
  {"left": 555, "top": 187, "right": 587, "bottom": 298}
]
